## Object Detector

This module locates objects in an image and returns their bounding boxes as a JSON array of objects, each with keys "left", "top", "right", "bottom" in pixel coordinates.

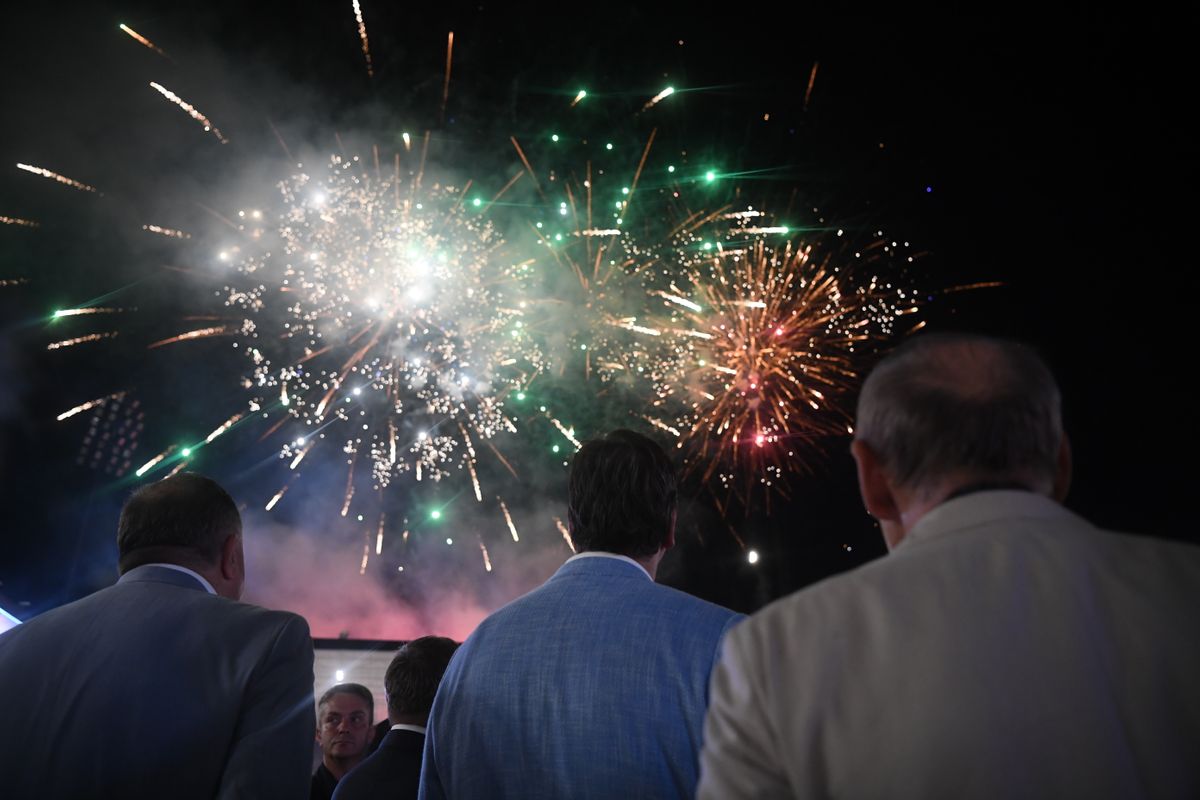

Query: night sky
[{"left": 0, "top": 3, "right": 1192, "bottom": 634}]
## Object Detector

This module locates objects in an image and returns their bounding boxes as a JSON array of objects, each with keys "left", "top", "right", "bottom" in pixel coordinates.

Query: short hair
[
  {"left": 317, "top": 683, "right": 375, "bottom": 725},
  {"left": 567, "top": 429, "right": 677, "bottom": 558},
  {"left": 117, "top": 473, "right": 242, "bottom": 573},
  {"left": 385, "top": 636, "right": 460, "bottom": 719},
  {"left": 855, "top": 333, "right": 1063, "bottom": 495}
]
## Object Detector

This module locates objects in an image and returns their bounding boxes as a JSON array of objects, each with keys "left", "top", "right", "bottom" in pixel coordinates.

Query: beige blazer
[{"left": 699, "top": 491, "right": 1200, "bottom": 799}]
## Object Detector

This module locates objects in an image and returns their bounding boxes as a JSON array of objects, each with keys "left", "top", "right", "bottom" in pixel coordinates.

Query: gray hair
[{"left": 855, "top": 333, "right": 1063, "bottom": 495}]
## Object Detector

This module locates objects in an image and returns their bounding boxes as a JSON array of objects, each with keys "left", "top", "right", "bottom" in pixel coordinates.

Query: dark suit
[
  {"left": 333, "top": 728, "right": 426, "bottom": 800},
  {"left": 0, "top": 564, "right": 315, "bottom": 799}
]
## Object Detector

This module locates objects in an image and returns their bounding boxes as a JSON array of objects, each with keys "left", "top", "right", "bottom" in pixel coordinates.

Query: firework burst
[
  {"left": 644, "top": 211, "right": 922, "bottom": 506},
  {"left": 224, "top": 151, "right": 537, "bottom": 511}
]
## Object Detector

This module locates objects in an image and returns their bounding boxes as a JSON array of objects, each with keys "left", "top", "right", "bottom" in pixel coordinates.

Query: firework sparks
[
  {"left": 142, "top": 224, "right": 191, "bottom": 239},
  {"left": 134, "top": 446, "right": 173, "bottom": 478},
  {"left": 648, "top": 216, "right": 920, "bottom": 503},
  {"left": 351, "top": 0, "right": 374, "bottom": 77},
  {"left": 554, "top": 517, "right": 576, "bottom": 553},
  {"left": 203, "top": 413, "right": 243, "bottom": 443},
  {"left": 499, "top": 498, "right": 519, "bottom": 542},
  {"left": 57, "top": 392, "right": 126, "bottom": 422},
  {"left": 441, "top": 31, "right": 454, "bottom": 120},
  {"left": 149, "top": 82, "right": 229, "bottom": 144},
  {"left": 641, "top": 86, "right": 674, "bottom": 112},
  {"left": 47, "top": 332, "right": 118, "bottom": 350},
  {"left": 478, "top": 539, "right": 493, "bottom": 572},
  {"left": 227, "top": 151, "right": 536, "bottom": 505},
  {"left": 147, "top": 326, "right": 229, "bottom": 348},
  {"left": 53, "top": 307, "right": 126, "bottom": 318},
  {"left": 16, "top": 163, "right": 98, "bottom": 193},
  {"left": 570, "top": 89, "right": 587, "bottom": 108},
  {"left": 0, "top": 215, "right": 38, "bottom": 227},
  {"left": 118, "top": 23, "right": 172, "bottom": 60}
]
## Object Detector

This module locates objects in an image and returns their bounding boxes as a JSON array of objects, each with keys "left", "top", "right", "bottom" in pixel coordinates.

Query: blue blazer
[
  {"left": 420, "top": 555, "right": 743, "bottom": 799},
  {"left": 0, "top": 564, "right": 315, "bottom": 799}
]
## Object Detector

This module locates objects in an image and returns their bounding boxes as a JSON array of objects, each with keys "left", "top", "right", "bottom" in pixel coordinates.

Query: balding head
[{"left": 853, "top": 334, "right": 1069, "bottom": 543}]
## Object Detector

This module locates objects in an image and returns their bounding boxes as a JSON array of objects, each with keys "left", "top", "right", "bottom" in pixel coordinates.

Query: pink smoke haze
[{"left": 240, "top": 515, "right": 564, "bottom": 641}]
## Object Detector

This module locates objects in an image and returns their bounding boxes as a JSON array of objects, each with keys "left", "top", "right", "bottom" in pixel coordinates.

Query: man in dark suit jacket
[
  {"left": 0, "top": 473, "right": 315, "bottom": 799},
  {"left": 333, "top": 636, "right": 459, "bottom": 800}
]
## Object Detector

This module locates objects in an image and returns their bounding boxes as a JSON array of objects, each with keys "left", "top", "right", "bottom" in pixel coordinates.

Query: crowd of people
[{"left": 1, "top": 333, "right": 1197, "bottom": 799}]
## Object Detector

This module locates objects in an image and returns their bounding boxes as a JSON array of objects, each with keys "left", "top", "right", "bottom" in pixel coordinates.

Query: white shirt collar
[
  {"left": 566, "top": 551, "right": 653, "bottom": 582},
  {"left": 143, "top": 563, "right": 217, "bottom": 595},
  {"left": 389, "top": 723, "right": 427, "bottom": 734}
]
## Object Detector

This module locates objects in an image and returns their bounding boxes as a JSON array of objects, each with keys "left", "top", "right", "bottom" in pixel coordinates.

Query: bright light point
[
  {"left": 431, "top": 510, "right": 442, "bottom": 520},
  {"left": 705, "top": 170, "right": 716, "bottom": 182},
  {"left": 668, "top": 165, "right": 675, "bottom": 173},
  {"left": 352, "top": 387, "right": 362, "bottom": 396},
  {"left": 312, "top": 193, "right": 326, "bottom": 206},
  {"left": 551, "top": 134, "right": 560, "bottom": 142},
  {"left": 280, "top": 397, "right": 290, "bottom": 406},
  {"left": 418, "top": 431, "right": 427, "bottom": 440},
  {"left": 621, "top": 187, "right": 629, "bottom": 195},
  {"left": 536, "top": 222, "right": 543, "bottom": 228},
  {"left": 580, "top": 344, "right": 587, "bottom": 350},
  {"left": 397, "top": 566, "right": 404, "bottom": 572},
  {"left": 575, "top": 90, "right": 587, "bottom": 100},
  {"left": 755, "top": 435, "right": 765, "bottom": 446},
  {"left": 472, "top": 198, "right": 482, "bottom": 207},
  {"left": 552, "top": 445, "right": 560, "bottom": 453},
  {"left": 559, "top": 207, "right": 568, "bottom": 215},
  {"left": 662, "top": 86, "right": 675, "bottom": 96},
  {"left": 775, "top": 327, "right": 784, "bottom": 335},
  {"left": 218, "top": 252, "right": 228, "bottom": 261},
  {"left": 554, "top": 233, "right": 562, "bottom": 241},
  {"left": 516, "top": 392, "right": 526, "bottom": 400},
  {"left": 780, "top": 226, "right": 789, "bottom": 233},
  {"left": 748, "top": 550, "right": 760, "bottom": 565},
  {"left": 698, "top": 359, "right": 706, "bottom": 366},
  {"left": 294, "top": 437, "right": 305, "bottom": 446},
  {"left": 53, "top": 310, "right": 64, "bottom": 318},
  {"left": 605, "top": 142, "right": 613, "bottom": 150},
  {"left": 181, "top": 448, "right": 192, "bottom": 457},
  {"left": 703, "top": 242, "right": 713, "bottom": 251},
  {"left": 335, "top": 670, "right": 345, "bottom": 681},
  {"left": 445, "top": 538, "right": 453, "bottom": 545}
]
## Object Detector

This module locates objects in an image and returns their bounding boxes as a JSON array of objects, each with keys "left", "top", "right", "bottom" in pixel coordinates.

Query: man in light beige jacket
[{"left": 698, "top": 333, "right": 1200, "bottom": 799}]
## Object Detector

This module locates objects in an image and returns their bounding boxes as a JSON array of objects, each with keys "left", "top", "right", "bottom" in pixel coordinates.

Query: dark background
[{"left": 0, "top": 3, "right": 1193, "bottom": 628}]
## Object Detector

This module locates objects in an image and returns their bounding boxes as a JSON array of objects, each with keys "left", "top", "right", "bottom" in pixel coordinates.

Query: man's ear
[
  {"left": 219, "top": 533, "right": 241, "bottom": 582},
  {"left": 1052, "top": 435, "right": 1072, "bottom": 502},
  {"left": 850, "top": 440, "right": 901, "bottom": 523}
]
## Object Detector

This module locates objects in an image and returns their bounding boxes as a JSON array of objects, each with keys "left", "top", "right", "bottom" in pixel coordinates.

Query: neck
[
  {"left": 323, "top": 753, "right": 363, "bottom": 781},
  {"left": 389, "top": 713, "right": 428, "bottom": 727}
]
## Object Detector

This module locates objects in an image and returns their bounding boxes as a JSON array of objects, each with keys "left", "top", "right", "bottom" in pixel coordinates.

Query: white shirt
[
  {"left": 389, "top": 723, "right": 427, "bottom": 734},
  {"left": 144, "top": 563, "right": 217, "bottom": 595},
  {"left": 565, "top": 551, "right": 652, "bottom": 581}
]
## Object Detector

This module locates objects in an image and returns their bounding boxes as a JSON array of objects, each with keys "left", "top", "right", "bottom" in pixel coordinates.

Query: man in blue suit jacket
[
  {"left": 420, "top": 430, "right": 743, "bottom": 800},
  {"left": 0, "top": 473, "right": 315, "bottom": 799}
]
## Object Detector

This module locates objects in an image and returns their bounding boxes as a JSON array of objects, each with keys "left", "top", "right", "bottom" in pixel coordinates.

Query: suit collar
[
  {"left": 554, "top": 552, "right": 653, "bottom": 582},
  {"left": 902, "top": 490, "right": 1090, "bottom": 549},
  {"left": 116, "top": 564, "right": 216, "bottom": 594},
  {"left": 380, "top": 727, "right": 426, "bottom": 752}
]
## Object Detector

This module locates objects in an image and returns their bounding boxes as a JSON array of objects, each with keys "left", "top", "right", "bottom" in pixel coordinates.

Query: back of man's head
[
  {"left": 855, "top": 333, "right": 1064, "bottom": 498},
  {"left": 117, "top": 472, "right": 241, "bottom": 575},
  {"left": 385, "top": 636, "right": 460, "bottom": 724},
  {"left": 567, "top": 429, "right": 677, "bottom": 558}
]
